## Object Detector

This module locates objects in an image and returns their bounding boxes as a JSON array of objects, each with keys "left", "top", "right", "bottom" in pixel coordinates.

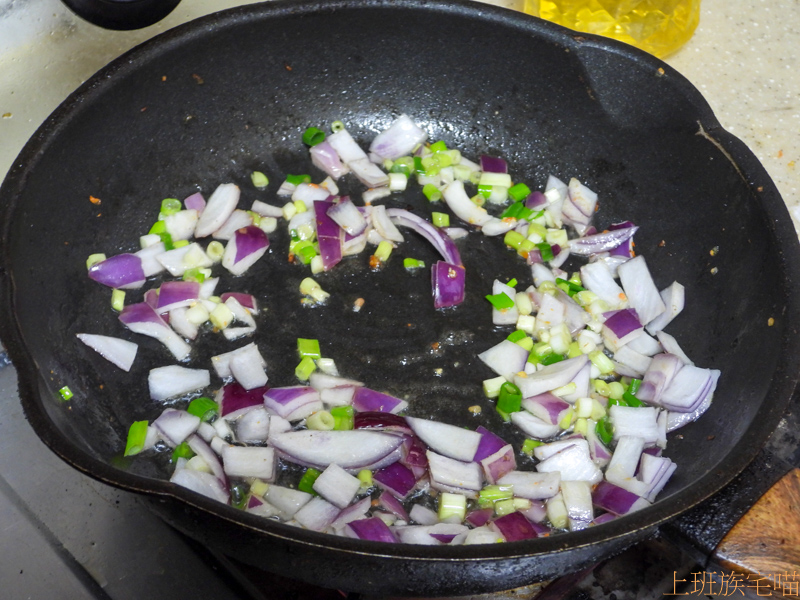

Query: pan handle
[{"left": 60, "top": 0, "right": 182, "bottom": 30}]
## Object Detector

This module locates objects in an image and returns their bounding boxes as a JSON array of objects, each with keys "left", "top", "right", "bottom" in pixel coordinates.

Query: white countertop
[{"left": 1, "top": 0, "right": 798, "bottom": 233}]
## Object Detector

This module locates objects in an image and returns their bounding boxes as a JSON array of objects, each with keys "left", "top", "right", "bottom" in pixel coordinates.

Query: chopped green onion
[
  {"left": 302, "top": 126, "right": 326, "bottom": 146},
  {"left": 251, "top": 170, "right": 269, "bottom": 189},
  {"left": 230, "top": 483, "right": 249, "bottom": 510},
  {"left": 607, "top": 381, "right": 626, "bottom": 400},
  {"left": 307, "top": 410, "right": 335, "bottom": 430},
  {"left": 86, "top": 253, "right": 106, "bottom": 269},
  {"left": 331, "top": 406, "right": 355, "bottom": 430},
  {"left": 293, "top": 240, "right": 317, "bottom": 264},
  {"left": 536, "top": 242, "right": 554, "bottom": 262},
  {"left": 149, "top": 220, "right": 167, "bottom": 234},
  {"left": 297, "top": 338, "right": 321, "bottom": 359},
  {"left": 173, "top": 239, "right": 189, "bottom": 249},
  {"left": 503, "top": 230, "right": 535, "bottom": 254},
  {"left": 628, "top": 378, "right": 642, "bottom": 395},
  {"left": 158, "top": 232, "right": 175, "bottom": 251},
  {"left": 374, "top": 240, "right": 393, "bottom": 263},
  {"left": 431, "top": 212, "right": 450, "bottom": 227},
  {"left": 521, "top": 439, "right": 543, "bottom": 456},
  {"left": 298, "top": 468, "right": 321, "bottom": 495},
  {"left": 160, "top": 198, "right": 182, "bottom": 216},
  {"left": 206, "top": 240, "right": 225, "bottom": 262},
  {"left": 250, "top": 479, "right": 269, "bottom": 497},
  {"left": 589, "top": 350, "right": 616, "bottom": 375},
  {"left": 508, "top": 182, "right": 532, "bottom": 202},
  {"left": 497, "top": 381, "right": 522, "bottom": 414},
  {"left": 478, "top": 484, "right": 514, "bottom": 508},
  {"left": 413, "top": 156, "right": 425, "bottom": 175},
  {"left": 438, "top": 492, "right": 467, "bottom": 522},
  {"left": 482, "top": 376, "right": 506, "bottom": 399},
  {"left": 183, "top": 267, "right": 206, "bottom": 283},
  {"left": 403, "top": 258, "right": 425, "bottom": 270},
  {"left": 331, "top": 120, "right": 345, "bottom": 132},
  {"left": 507, "top": 278, "right": 518, "bottom": 288},
  {"left": 286, "top": 174, "right": 312, "bottom": 186},
  {"left": 540, "top": 352, "right": 565, "bottom": 366},
  {"left": 111, "top": 289, "right": 125, "bottom": 312},
  {"left": 58, "top": 385, "right": 73, "bottom": 401},
  {"left": 477, "top": 183, "right": 493, "bottom": 199},
  {"left": 422, "top": 183, "right": 442, "bottom": 202},
  {"left": 430, "top": 140, "right": 448, "bottom": 153},
  {"left": 555, "top": 277, "right": 586, "bottom": 296},
  {"left": 485, "top": 292, "right": 515, "bottom": 310},
  {"left": 187, "top": 396, "right": 219, "bottom": 421},
  {"left": 357, "top": 469, "right": 373, "bottom": 489},
  {"left": 299, "top": 277, "right": 330, "bottom": 303},
  {"left": 558, "top": 407, "right": 575, "bottom": 429},
  {"left": 172, "top": 441, "right": 195, "bottom": 462},
  {"left": 595, "top": 417, "right": 614, "bottom": 445},
  {"left": 209, "top": 302, "right": 233, "bottom": 329},
  {"left": 623, "top": 390, "right": 645, "bottom": 407},
  {"left": 295, "top": 356, "right": 317, "bottom": 381},
  {"left": 494, "top": 498, "right": 516, "bottom": 516},
  {"left": 124, "top": 420, "right": 149, "bottom": 456},
  {"left": 506, "top": 330, "right": 527, "bottom": 343}
]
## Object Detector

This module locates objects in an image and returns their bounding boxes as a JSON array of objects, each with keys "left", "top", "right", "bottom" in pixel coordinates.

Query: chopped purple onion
[{"left": 88, "top": 253, "right": 146, "bottom": 289}]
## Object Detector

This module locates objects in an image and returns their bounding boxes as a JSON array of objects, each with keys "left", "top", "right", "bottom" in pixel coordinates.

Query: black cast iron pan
[{"left": 2, "top": 0, "right": 799, "bottom": 596}]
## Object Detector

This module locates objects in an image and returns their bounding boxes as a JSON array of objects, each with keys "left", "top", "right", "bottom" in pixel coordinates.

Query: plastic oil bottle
[{"left": 523, "top": 0, "right": 701, "bottom": 58}]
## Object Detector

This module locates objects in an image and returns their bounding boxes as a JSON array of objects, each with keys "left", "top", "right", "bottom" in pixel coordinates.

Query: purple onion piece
[
  {"left": 219, "top": 292, "right": 257, "bottom": 312},
  {"left": 183, "top": 192, "right": 206, "bottom": 212},
  {"left": 491, "top": 511, "right": 540, "bottom": 542},
  {"left": 314, "top": 199, "right": 341, "bottom": 238},
  {"left": 156, "top": 280, "right": 200, "bottom": 310},
  {"left": 88, "top": 253, "right": 146, "bottom": 289},
  {"left": 352, "top": 387, "right": 408, "bottom": 414},
  {"left": 568, "top": 225, "right": 639, "bottom": 257},
  {"left": 472, "top": 426, "right": 510, "bottom": 462},
  {"left": 310, "top": 141, "right": 349, "bottom": 179},
  {"left": 345, "top": 517, "right": 399, "bottom": 543},
  {"left": 603, "top": 308, "right": 643, "bottom": 339},
  {"left": 465, "top": 508, "right": 494, "bottom": 528},
  {"left": 220, "top": 381, "right": 269, "bottom": 419},
  {"left": 373, "top": 462, "right": 417, "bottom": 500},
  {"left": 592, "top": 481, "right": 648, "bottom": 515},
  {"left": 233, "top": 225, "right": 269, "bottom": 265},
  {"left": 369, "top": 114, "right": 428, "bottom": 161},
  {"left": 377, "top": 490, "right": 410, "bottom": 521},
  {"left": 480, "top": 154, "right": 508, "bottom": 173},
  {"left": 401, "top": 435, "right": 428, "bottom": 470},
  {"left": 525, "top": 191, "right": 547, "bottom": 209},
  {"left": 432, "top": 261, "right": 466, "bottom": 309},
  {"left": 480, "top": 444, "right": 517, "bottom": 484},
  {"left": 385, "top": 208, "right": 462, "bottom": 266}
]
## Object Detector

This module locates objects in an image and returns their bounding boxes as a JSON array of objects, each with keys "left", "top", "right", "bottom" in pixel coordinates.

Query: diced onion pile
[{"left": 76, "top": 114, "right": 720, "bottom": 545}]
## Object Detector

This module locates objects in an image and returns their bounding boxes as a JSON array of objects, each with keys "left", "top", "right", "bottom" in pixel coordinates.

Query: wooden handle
[{"left": 713, "top": 467, "right": 800, "bottom": 598}]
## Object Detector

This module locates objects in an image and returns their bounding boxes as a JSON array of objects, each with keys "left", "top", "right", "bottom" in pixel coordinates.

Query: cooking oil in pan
[{"left": 523, "top": 0, "right": 701, "bottom": 57}]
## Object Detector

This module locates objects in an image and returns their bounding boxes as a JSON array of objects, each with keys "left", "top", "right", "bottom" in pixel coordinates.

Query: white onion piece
[
  {"left": 408, "top": 503, "right": 439, "bottom": 526},
  {"left": 560, "top": 480, "right": 594, "bottom": 531},
  {"left": 327, "top": 128, "right": 369, "bottom": 163},
  {"left": 261, "top": 485, "right": 312, "bottom": 518},
  {"left": 269, "top": 430, "right": 404, "bottom": 471},
  {"left": 533, "top": 438, "right": 588, "bottom": 461},
  {"left": 405, "top": 416, "right": 482, "bottom": 463},
  {"left": 667, "top": 393, "right": 713, "bottom": 432},
  {"left": 152, "top": 409, "right": 201, "bottom": 447},
  {"left": 638, "top": 453, "right": 677, "bottom": 501},
  {"left": 222, "top": 446, "right": 276, "bottom": 481},
  {"left": 613, "top": 345, "right": 652, "bottom": 377},
  {"left": 156, "top": 243, "right": 213, "bottom": 277},
  {"left": 637, "top": 352, "right": 683, "bottom": 404},
  {"left": 148, "top": 365, "right": 210, "bottom": 401},
  {"left": 497, "top": 471, "right": 560, "bottom": 500},
  {"left": 135, "top": 241, "right": 167, "bottom": 277},
  {"left": 481, "top": 217, "right": 516, "bottom": 237},
  {"left": 292, "top": 182, "right": 331, "bottom": 204},
  {"left": 370, "top": 205, "right": 404, "bottom": 243},
  {"left": 228, "top": 343, "right": 268, "bottom": 390},
  {"left": 195, "top": 183, "right": 240, "bottom": 238},
  {"left": 170, "top": 468, "right": 229, "bottom": 504},
  {"left": 655, "top": 331, "right": 695, "bottom": 366},
  {"left": 610, "top": 405, "right": 660, "bottom": 445},
  {"left": 245, "top": 495, "right": 283, "bottom": 519},
  {"left": 168, "top": 307, "right": 199, "bottom": 340},
  {"left": 76, "top": 333, "right": 138, "bottom": 371},
  {"left": 349, "top": 157, "right": 390, "bottom": 188},
  {"left": 561, "top": 363, "right": 591, "bottom": 404},
  {"left": 426, "top": 451, "right": 482, "bottom": 494},
  {"left": 327, "top": 197, "right": 367, "bottom": 236},
  {"left": 536, "top": 443, "right": 602, "bottom": 484},
  {"left": 236, "top": 406, "right": 271, "bottom": 442},
  {"left": 164, "top": 209, "right": 199, "bottom": 241},
  {"left": 513, "top": 354, "right": 589, "bottom": 399},
  {"left": 660, "top": 365, "right": 720, "bottom": 413},
  {"left": 477, "top": 339, "right": 529, "bottom": 381},
  {"left": 330, "top": 497, "right": 372, "bottom": 531},
  {"left": 491, "top": 280, "right": 519, "bottom": 326},
  {"left": 369, "top": 114, "right": 428, "bottom": 161},
  {"left": 312, "top": 463, "right": 361, "bottom": 509},
  {"left": 221, "top": 225, "right": 269, "bottom": 276},
  {"left": 617, "top": 256, "right": 666, "bottom": 326},
  {"left": 196, "top": 422, "right": 216, "bottom": 443},
  {"left": 509, "top": 411, "right": 561, "bottom": 440},
  {"left": 212, "top": 209, "right": 253, "bottom": 241},
  {"left": 442, "top": 180, "right": 492, "bottom": 226},
  {"left": 224, "top": 296, "right": 256, "bottom": 328},
  {"left": 119, "top": 303, "right": 191, "bottom": 361},
  {"left": 294, "top": 497, "right": 340, "bottom": 532},
  {"left": 535, "top": 292, "right": 565, "bottom": 330},
  {"left": 211, "top": 342, "right": 265, "bottom": 378},
  {"left": 531, "top": 263, "right": 556, "bottom": 287},
  {"left": 395, "top": 526, "right": 445, "bottom": 546},
  {"left": 605, "top": 436, "right": 648, "bottom": 496},
  {"left": 250, "top": 199, "right": 284, "bottom": 218},
  {"left": 310, "top": 141, "right": 350, "bottom": 179},
  {"left": 626, "top": 332, "right": 663, "bottom": 356},
  {"left": 580, "top": 261, "right": 626, "bottom": 307},
  {"left": 645, "top": 281, "right": 685, "bottom": 335}
]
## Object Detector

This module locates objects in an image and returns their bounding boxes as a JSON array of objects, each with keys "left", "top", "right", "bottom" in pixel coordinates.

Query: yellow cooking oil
[{"left": 523, "top": 0, "right": 701, "bottom": 58}]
